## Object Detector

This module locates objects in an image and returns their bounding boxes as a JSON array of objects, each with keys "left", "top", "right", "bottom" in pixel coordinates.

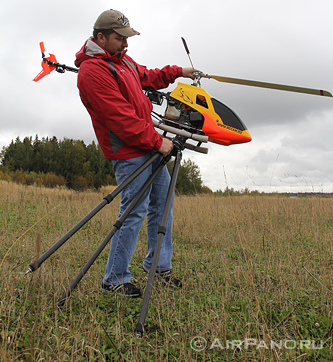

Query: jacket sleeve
[
  {"left": 78, "top": 60, "right": 163, "bottom": 152},
  {"left": 133, "top": 60, "right": 183, "bottom": 90}
]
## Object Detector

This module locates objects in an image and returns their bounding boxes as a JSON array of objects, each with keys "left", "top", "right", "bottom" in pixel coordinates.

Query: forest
[{"left": 0, "top": 135, "right": 205, "bottom": 194}]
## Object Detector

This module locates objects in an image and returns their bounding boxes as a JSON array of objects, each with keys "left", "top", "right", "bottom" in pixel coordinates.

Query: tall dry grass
[{"left": 0, "top": 180, "right": 332, "bottom": 361}]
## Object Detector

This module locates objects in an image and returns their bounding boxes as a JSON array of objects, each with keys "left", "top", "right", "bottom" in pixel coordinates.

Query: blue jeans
[{"left": 103, "top": 152, "right": 174, "bottom": 286}]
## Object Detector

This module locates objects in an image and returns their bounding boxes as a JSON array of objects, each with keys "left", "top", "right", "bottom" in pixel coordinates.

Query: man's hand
[
  {"left": 182, "top": 67, "right": 198, "bottom": 80},
  {"left": 158, "top": 138, "right": 174, "bottom": 157}
]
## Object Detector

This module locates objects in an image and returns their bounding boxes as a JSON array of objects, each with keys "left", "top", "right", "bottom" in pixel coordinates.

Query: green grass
[{"left": 0, "top": 181, "right": 332, "bottom": 361}]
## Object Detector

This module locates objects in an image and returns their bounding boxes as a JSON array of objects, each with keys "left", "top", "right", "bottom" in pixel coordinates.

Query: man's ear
[{"left": 95, "top": 32, "right": 106, "bottom": 46}]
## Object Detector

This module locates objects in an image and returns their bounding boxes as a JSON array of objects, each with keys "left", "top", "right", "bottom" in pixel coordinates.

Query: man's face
[{"left": 98, "top": 32, "right": 128, "bottom": 55}]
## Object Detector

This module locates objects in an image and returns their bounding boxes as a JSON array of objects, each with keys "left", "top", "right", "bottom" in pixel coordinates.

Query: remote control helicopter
[{"left": 33, "top": 38, "right": 332, "bottom": 153}]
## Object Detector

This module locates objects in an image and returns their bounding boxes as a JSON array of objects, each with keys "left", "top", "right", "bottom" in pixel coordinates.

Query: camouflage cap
[{"left": 94, "top": 9, "right": 140, "bottom": 37}]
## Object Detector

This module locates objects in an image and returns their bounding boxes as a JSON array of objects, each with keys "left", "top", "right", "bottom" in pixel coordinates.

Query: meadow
[{"left": 0, "top": 180, "right": 332, "bottom": 361}]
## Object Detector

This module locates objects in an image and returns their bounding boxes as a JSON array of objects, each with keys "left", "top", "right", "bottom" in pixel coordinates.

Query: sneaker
[
  {"left": 101, "top": 282, "right": 142, "bottom": 298},
  {"left": 142, "top": 266, "right": 182, "bottom": 288}
]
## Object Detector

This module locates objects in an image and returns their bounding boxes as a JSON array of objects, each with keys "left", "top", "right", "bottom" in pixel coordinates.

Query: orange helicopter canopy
[{"left": 169, "top": 83, "right": 252, "bottom": 146}]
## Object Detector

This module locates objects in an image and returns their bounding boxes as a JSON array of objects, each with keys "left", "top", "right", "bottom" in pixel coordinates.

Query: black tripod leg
[
  {"left": 135, "top": 147, "right": 182, "bottom": 337},
  {"left": 57, "top": 154, "right": 171, "bottom": 307},
  {"left": 25, "top": 152, "right": 161, "bottom": 275}
]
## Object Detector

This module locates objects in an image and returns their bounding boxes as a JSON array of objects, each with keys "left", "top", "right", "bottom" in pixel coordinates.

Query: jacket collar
[{"left": 75, "top": 37, "right": 127, "bottom": 67}]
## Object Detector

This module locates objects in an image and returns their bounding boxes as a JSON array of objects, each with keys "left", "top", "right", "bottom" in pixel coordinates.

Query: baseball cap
[{"left": 94, "top": 9, "right": 140, "bottom": 37}]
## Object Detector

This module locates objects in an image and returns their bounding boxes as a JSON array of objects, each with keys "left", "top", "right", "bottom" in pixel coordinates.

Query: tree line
[
  {"left": 0, "top": 136, "right": 205, "bottom": 194},
  {"left": 0, "top": 136, "right": 115, "bottom": 190}
]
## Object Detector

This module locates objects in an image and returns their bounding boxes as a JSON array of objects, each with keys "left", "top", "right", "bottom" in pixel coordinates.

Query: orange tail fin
[{"left": 33, "top": 42, "right": 58, "bottom": 82}]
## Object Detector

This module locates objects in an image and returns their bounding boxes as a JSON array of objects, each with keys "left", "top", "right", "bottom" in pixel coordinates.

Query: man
[{"left": 75, "top": 9, "right": 196, "bottom": 297}]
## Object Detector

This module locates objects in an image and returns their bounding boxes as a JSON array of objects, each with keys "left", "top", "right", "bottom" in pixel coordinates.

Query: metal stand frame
[
  {"left": 135, "top": 142, "right": 182, "bottom": 337},
  {"left": 25, "top": 152, "right": 161, "bottom": 275},
  {"left": 25, "top": 136, "right": 186, "bottom": 335}
]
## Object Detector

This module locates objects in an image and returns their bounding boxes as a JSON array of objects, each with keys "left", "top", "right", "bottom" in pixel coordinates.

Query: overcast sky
[{"left": 1, "top": 0, "right": 333, "bottom": 192}]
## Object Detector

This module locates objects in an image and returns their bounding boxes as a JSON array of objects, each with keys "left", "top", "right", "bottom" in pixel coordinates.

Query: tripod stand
[{"left": 25, "top": 135, "right": 195, "bottom": 335}]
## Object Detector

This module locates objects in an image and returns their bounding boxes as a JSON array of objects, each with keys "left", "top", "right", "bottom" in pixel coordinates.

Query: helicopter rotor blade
[
  {"left": 206, "top": 74, "right": 332, "bottom": 97},
  {"left": 181, "top": 37, "right": 195, "bottom": 70},
  {"left": 40, "top": 41, "right": 46, "bottom": 54}
]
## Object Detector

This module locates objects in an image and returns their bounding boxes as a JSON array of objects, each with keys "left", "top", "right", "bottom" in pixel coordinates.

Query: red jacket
[{"left": 75, "top": 38, "right": 183, "bottom": 160}]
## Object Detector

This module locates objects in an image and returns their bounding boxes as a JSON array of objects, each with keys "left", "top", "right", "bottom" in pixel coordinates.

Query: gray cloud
[{"left": 1, "top": 0, "right": 333, "bottom": 192}]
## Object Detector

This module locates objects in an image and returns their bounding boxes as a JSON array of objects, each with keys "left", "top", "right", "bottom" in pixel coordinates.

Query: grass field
[{"left": 0, "top": 180, "right": 332, "bottom": 361}]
